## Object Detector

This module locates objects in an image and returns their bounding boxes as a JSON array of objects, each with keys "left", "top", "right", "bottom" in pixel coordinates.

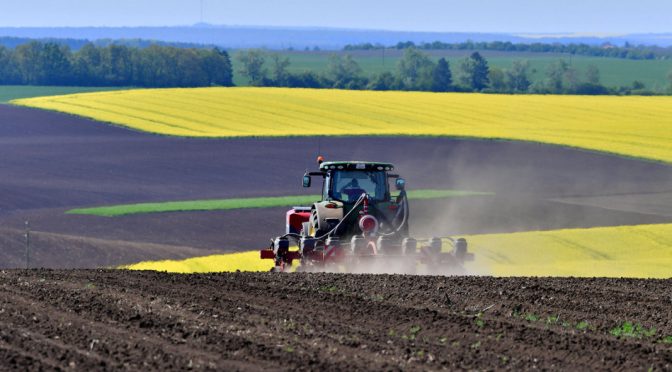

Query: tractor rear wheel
[{"left": 310, "top": 209, "right": 329, "bottom": 237}]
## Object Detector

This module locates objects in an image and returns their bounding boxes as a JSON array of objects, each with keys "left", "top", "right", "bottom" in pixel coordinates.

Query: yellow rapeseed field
[
  {"left": 123, "top": 223, "right": 672, "bottom": 278},
  {"left": 121, "top": 251, "right": 274, "bottom": 274},
  {"left": 13, "top": 87, "right": 672, "bottom": 163},
  {"left": 467, "top": 223, "right": 672, "bottom": 277}
]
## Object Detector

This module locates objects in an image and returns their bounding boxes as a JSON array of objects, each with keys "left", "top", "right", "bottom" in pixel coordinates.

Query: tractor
[{"left": 260, "top": 157, "right": 472, "bottom": 273}]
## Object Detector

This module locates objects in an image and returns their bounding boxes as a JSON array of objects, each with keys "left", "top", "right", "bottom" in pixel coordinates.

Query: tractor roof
[{"left": 319, "top": 161, "right": 395, "bottom": 171}]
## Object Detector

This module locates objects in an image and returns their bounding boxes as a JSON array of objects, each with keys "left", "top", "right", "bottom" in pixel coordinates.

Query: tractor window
[
  {"left": 322, "top": 173, "right": 330, "bottom": 201},
  {"left": 331, "top": 171, "right": 387, "bottom": 202}
]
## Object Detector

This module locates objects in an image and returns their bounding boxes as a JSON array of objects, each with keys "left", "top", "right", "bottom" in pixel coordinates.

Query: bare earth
[
  {"left": 1, "top": 105, "right": 672, "bottom": 268},
  {"left": 1, "top": 270, "right": 671, "bottom": 370}
]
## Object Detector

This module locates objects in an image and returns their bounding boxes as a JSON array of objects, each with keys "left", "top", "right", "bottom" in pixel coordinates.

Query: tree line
[
  {"left": 236, "top": 48, "right": 454, "bottom": 91},
  {"left": 0, "top": 41, "right": 233, "bottom": 87},
  {"left": 345, "top": 41, "right": 672, "bottom": 60},
  {"left": 2, "top": 40, "right": 671, "bottom": 95},
  {"left": 237, "top": 48, "right": 672, "bottom": 95}
]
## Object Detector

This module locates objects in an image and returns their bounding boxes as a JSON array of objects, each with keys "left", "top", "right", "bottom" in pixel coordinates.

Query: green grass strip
[{"left": 66, "top": 189, "right": 490, "bottom": 217}]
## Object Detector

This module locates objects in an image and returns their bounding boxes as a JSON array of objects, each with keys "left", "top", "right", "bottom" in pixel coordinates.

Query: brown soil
[
  {"left": 2, "top": 197, "right": 667, "bottom": 263},
  {"left": 0, "top": 227, "right": 220, "bottom": 269},
  {"left": 1, "top": 105, "right": 672, "bottom": 268},
  {"left": 2, "top": 105, "right": 672, "bottom": 211},
  {"left": 0, "top": 270, "right": 670, "bottom": 370}
]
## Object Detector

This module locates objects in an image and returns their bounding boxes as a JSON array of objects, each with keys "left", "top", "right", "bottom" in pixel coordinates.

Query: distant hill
[
  {"left": 1, "top": 25, "right": 671, "bottom": 50},
  {"left": 0, "top": 36, "right": 213, "bottom": 51}
]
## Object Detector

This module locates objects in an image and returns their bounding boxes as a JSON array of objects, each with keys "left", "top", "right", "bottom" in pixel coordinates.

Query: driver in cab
[{"left": 340, "top": 178, "right": 366, "bottom": 202}]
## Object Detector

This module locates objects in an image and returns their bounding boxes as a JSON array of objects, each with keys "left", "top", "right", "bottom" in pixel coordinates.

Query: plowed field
[
  {"left": 2, "top": 105, "right": 672, "bottom": 269},
  {"left": 1, "top": 270, "right": 671, "bottom": 370}
]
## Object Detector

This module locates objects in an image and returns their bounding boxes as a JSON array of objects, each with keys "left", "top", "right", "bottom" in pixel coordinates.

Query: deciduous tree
[
  {"left": 458, "top": 52, "right": 490, "bottom": 91},
  {"left": 325, "top": 54, "right": 363, "bottom": 88},
  {"left": 236, "top": 49, "right": 267, "bottom": 86},
  {"left": 367, "top": 71, "right": 398, "bottom": 90},
  {"left": 488, "top": 67, "right": 507, "bottom": 92},
  {"left": 0, "top": 46, "right": 20, "bottom": 84},
  {"left": 585, "top": 64, "right": 601, "bottom": 85},
  {"left": 397, "top": 47, "right": 435, "bottom": 90},
  {"left": 506, "top": 60, "right": 532, "bottom": 92},
  {"left": 545, "top": 60, "right": 570, "bottom": 93}
]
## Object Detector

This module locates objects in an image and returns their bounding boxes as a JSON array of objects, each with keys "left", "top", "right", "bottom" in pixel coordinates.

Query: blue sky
[{"left": 0, "top": 0, "right": 670, "bottom": 33}]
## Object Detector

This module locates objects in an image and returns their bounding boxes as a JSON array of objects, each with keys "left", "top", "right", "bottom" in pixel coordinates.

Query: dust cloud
[{"left": 315, "top": 136, "right": 672, "bottom": 276}]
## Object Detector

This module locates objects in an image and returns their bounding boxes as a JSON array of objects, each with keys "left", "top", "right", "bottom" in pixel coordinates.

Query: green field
[
  {"left": 0, "top": 86, "right": 129, "bottom": 103},
  {"left": 66, "top": 189, "right": 488, "bottom": 217},
  {"left": 232, "top": 50, "right": 672, "bottom": 90}
]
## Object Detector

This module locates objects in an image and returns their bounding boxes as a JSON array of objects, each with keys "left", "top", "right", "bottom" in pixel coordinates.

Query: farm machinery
[{"left": 260, "top": 157, "right": 473, "bottom": 273}]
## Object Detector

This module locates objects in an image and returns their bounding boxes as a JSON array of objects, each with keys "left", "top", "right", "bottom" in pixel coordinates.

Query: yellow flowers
[
  {"left": 123, "top": 223, "right": 672, "bottom": 278},
  {"left": 121, "top": 251, "right": 274, "bottom": 273},
  {"left": 13, "top": 87, "right": 672, "bottom": 163},
  {"left": 466, "top": 223, "right": 672, "bottom": 278}
]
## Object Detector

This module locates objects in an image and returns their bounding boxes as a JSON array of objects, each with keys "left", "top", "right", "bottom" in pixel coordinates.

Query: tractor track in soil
[{"left": 0, "top": 270, "right": 671, "bottom": 370}]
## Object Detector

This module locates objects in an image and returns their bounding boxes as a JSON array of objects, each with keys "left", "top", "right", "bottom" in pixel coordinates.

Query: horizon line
[{"left": 0, "top": 24, "right": 668, "bottom": 37}]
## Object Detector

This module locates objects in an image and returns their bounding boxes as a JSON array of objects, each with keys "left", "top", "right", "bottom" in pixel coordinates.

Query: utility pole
[{"left": 24, "top": 220, "right": 30, "bottom": 270}]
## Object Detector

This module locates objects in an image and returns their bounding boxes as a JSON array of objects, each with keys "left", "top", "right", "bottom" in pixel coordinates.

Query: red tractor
[{"left": 260, "top": 158, "right": 472, "bottom": 273}]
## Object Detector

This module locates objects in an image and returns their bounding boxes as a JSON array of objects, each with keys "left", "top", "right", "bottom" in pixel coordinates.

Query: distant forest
[
  {"left": 345, "top": 40, "right": 672, "bottom": 60},
  {"left": 235, "top": 48, "right": 672, "bottom": 95},
  {"left": 0, "top": 41, "right": 232, "bottom": 87}
]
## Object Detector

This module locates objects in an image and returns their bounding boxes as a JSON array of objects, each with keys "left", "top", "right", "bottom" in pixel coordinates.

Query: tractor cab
[
  {"left": 309, "top": 161, "right": 401, "bottom": 204},
  {"left": 301, "top": 159, "right": 408, "bottom": 241}
]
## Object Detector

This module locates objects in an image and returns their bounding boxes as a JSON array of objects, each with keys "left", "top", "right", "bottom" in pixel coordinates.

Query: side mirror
[
  {"left": 303, "top": 174, "right": 311, "bottom": 188},
  {"left": 395, "top": 178, "right": 406, "bottom": 191}
]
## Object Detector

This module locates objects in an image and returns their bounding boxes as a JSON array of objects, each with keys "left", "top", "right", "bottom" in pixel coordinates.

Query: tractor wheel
[{"left": 310, "top": 210, "right": 329, "bottom": 237}]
